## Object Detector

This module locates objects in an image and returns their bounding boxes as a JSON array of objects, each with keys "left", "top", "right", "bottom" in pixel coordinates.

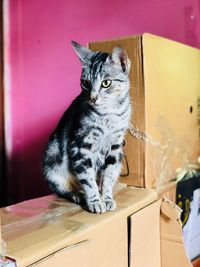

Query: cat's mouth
[
  {"left": 88, "top": 100, "right": 101, "bottom": 106},
  {"left": 88, "top": 97, "right": 102, "bottom": 106}
]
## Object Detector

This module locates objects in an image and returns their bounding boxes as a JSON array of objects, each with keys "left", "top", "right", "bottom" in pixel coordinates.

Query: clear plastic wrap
[{"left": 128, "top": 113, "right": 200, "bottom": 189}]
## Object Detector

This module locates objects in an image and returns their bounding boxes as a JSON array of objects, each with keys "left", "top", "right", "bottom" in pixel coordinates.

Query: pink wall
[{"left": 4, "top": 0, "right": 200, "bottom": 204}]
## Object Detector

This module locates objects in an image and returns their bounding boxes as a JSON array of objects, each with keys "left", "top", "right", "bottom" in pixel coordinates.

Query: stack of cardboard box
[
  {"left": 1, "top": 34, "right": 199, "bottom": 266},
  {"left": 89, "top": 33, "right": 200, "bottom": 191},
  {"left": 0, "top": 186, "right": 192, "bottom": 267},
  {"left": 89, "top": 33, "right": 200, "bottom": 264}
]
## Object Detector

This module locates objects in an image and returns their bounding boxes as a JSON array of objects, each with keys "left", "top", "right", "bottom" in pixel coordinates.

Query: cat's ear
[
  {"left": 107, "top": 47, "right": 131, "bottom": 74},
  {"left": 71, "top": 41, "right": 94, "bottom": 65}
]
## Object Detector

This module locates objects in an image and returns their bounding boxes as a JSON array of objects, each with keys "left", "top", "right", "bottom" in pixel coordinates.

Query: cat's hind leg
[{"left": 45, "top": 171, "right": 85, "bottom": 205}]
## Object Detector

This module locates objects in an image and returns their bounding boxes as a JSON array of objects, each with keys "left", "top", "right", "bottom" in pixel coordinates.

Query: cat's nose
[{"left": 90, "top": 95, "right": 98, "bottom": 103}]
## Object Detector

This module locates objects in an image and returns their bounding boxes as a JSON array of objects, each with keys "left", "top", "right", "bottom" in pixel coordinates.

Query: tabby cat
[{"left": 43, "top": 41, "right": 131, "bottom": 213}]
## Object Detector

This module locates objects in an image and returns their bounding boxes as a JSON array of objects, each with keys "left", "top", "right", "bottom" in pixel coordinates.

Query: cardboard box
[
  {"left": 183, "top": 187, "right": 200, "bottom": 261},
  {"left": 158, "top": 180, "right": 177, "bottom": 203},
  {"left": 177, "top": 172, "right": 200, "bottom": 261},
  {"left": 129, "top": 200, "right": 161, "bottom": 266},
  {"left": 158, "top": 170, "right": 200, "bottom": 261},
  {"left": 160, "top": 199, "right": 192, "bottom": 267},
  {"left": 89, "top": 34, "right": 200, "bottom": 189},
  {"left": 0, "top": 186, "right": 192, "bottom": 267}
]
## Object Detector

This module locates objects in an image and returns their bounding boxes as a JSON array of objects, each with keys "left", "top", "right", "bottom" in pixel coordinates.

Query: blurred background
[{"left": 0, "top": 0, "right": 200, "bottom": 206}]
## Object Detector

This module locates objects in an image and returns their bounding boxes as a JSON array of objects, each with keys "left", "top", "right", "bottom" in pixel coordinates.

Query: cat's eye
[
  {"left": 101, "top": 80, "right": 112, "bottom": 88},
  {"left": 81, "top": 79, "right": 91, "bottom": 89}
]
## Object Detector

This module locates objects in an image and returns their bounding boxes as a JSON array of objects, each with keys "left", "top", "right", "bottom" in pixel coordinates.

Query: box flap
[
  {"left": 157, "top": 181, "right": 177, "bottom": 203},
  {"left": 160, "top": 199, "right": 192, "bottom": 267},
  {"left": 0, "top": 186, "right": 157, "bottom": 266},
  {"left": 130, "top": 200, "right": 161, "bottom": 267},
  {"left": 142, "top": 34, "right": 200, "bottom": 188},
  {"left": 161, "top": 197, "right": 181, "bottom": 220}
]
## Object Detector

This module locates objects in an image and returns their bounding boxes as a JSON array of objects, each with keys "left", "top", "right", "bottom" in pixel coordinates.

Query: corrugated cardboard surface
[
  {"left": 143, "top": 34, "right": 200, "bottom": 188},
  {"left": 160, "top": 199, "right": 192, "bottom": 267},
  {"left": 0, "top": 187, "right": 193, "bottom": 267},
  {"left": 29, "top": 213, "right": 126, "bottom": 267},
  {"left": 158, "top": 175, "right": 200, "bottom": 262},
  {"left": 130, "top": 200, "right": 161, "bottom": 267},
  {"left": 89, "top": 34, "right": 200, "bottom": 189},
  {"left": 158, "top": 181, "right": 177, "bottom": 203},
  {"left": 0, "top": 187, "right": 157, "bottom": 267}
]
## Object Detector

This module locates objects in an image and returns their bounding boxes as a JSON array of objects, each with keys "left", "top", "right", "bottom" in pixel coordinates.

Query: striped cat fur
[{"left": 42, "top": 41, "right": 131, "bottom": 213}]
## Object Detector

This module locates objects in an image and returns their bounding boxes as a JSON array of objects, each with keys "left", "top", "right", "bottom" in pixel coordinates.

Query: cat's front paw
[
  {"left": 104, "top": 199, "right": 117, "bottom": 211},
  {"left": 87, "top": 200, "right": 106, "bottom": 214}
]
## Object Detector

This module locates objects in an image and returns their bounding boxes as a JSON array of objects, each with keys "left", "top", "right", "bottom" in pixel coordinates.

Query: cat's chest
[
  {"left": 95, "top": 134, "right": 114, "bottom": 167},
  {"left": 101, "top": 114, "right": 117, "bottom": 132},
  {"left": 97, "top": 115, "right": 121, "bottom": 152},
  {"left": 100, "top": 103, "right": 130, "bottom": 129}
]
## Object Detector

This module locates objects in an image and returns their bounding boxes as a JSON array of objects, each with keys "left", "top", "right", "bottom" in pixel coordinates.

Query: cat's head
[{"left": 71, "top": 41, "right": 131, "bottom": 106}]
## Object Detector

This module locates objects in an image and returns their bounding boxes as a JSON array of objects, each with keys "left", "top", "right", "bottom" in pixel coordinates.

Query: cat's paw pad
[
  {"left": 104, "top": 199, "right": 117, "bottom": 211},
  {"left": 87, "top": 201, "right": 106, "bottom": 214}
]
